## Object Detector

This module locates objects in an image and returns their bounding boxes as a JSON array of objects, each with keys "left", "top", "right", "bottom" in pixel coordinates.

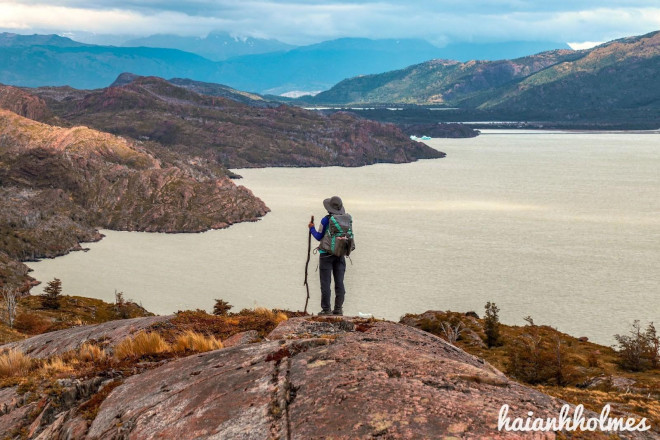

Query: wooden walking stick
[{"left": 303, "top": 215, "right": 314, "bottom": 314}]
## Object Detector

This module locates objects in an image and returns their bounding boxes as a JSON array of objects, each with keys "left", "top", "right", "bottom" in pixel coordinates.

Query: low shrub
[
  {"left": 13, "top": 312, "right": 52, "bottom": 335},
  {"left": 506, "top": 329, "right": 578, "bottom": 386}
]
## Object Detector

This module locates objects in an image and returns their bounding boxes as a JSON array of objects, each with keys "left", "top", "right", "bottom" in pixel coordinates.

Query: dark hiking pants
[{"left": 319, "top": 254, "right": 346, "bottom": 312}]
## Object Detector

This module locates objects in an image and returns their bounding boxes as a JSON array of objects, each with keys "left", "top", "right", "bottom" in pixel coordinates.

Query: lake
[{"left": 27, "top": 130, "right": 660, "bottom": 345}]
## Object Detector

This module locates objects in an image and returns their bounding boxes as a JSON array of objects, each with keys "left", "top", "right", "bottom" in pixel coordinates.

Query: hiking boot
[
  {"left": 318, "top": 310, "right": 333, "bottom": 316},
  {"left": 332, "top": 309, "right": 343, "bottom": 316}
]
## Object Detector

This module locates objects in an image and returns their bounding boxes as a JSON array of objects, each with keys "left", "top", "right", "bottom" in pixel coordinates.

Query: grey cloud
[
  {"left": 3, "top": 1, "right": 659, "bottom": 44},
  {"left": 11, "top": 0, "right": 660, "bottom": 15}
]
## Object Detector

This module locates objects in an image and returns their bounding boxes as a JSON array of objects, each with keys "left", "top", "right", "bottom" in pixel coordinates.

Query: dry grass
[
  {"left": 0, "top": 349, "right": 32, "bottom": 378},
  {"left": 254, "top": 307, "right": 288, "bottom": 325},
  {"left": 78, "top": 343, "right": 107, "bottom": 362},
  {"left": 40, "top": 356, "right": 73, "bottom": 375},
  {"left": 113, "top": 332, "right": 170, "bottom": 360},
  {"left": 173, "top": 331, "right": 223, "bottom": 353}
]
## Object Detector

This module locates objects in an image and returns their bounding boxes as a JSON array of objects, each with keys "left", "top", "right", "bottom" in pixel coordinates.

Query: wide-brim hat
[{"left": 323, "top": 196, "right": 345, "bottom": 215}]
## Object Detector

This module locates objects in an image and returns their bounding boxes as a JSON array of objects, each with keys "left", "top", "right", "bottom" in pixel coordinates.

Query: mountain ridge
[
  {"left": 0, "top": 32, "right": 568, "bottom": 94},
  {"left": 306, "top": 31, "right": 660, "bottom": 124}
]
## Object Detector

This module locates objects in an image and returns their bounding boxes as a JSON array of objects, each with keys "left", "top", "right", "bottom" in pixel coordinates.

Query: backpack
[{"left": 319, "top": 214, "right": 356, "bottom": 257}]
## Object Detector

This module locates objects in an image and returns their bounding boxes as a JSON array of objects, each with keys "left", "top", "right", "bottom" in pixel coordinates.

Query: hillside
[
  {"left": 309, "top": 31, "right": 660, "bottom": 124},
  {"left": 0, "top": 109, "right": 268, "bottom": 290},
  {"left": 312, "top": 49, "right": 580, "bottom": 105},
  {"left": 29, "top": 75, "right": 443, "bottom": 168},
  {"left": 476, "top": 31, "right": 660, "bottom": 120}
]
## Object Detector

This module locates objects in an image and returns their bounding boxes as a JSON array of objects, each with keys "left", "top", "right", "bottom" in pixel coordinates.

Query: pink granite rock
[
  {"left": 86, "top": 318, "right": 654, "bottom": 439},
  {"left": 222, "top": 330, "right": 260, "bottom": 348},
  {"left": 1, "top": 317, "right": 655, "bottom": 439}
]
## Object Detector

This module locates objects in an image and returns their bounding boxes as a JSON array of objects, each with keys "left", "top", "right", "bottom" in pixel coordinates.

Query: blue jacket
[{"left": 310, "top": 216, "right": 330, "bottom": 252}]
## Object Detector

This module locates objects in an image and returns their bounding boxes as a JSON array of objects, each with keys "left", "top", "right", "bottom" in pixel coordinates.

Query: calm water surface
[{"left": 28, "top": 131, "right": 660, "bottom": 345}]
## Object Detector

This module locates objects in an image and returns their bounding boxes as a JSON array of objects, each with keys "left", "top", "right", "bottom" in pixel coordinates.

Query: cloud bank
[{"left": 1, "top": 1, "right": 659, "bottom": 44}]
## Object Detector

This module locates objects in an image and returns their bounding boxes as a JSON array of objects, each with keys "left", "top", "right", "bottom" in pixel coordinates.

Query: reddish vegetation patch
[
  {"left": 355, "top": 323, "right": 374, "bottom": 333},
  {"left": 164, "top": 309, "right": 293, "bottom": 342},
  {"left": 13, "top": 312, "right": 52, "bottom": 335}
]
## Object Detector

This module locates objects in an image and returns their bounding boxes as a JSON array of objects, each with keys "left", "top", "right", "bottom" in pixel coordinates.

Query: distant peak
[{"left": 109, "top": 72, "right": 142, "bottom": 87}]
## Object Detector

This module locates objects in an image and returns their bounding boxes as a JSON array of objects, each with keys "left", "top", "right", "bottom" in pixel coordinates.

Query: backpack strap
[
  {"left": 329, "top": 216, "right": 341, "bottom": 253},
  {"left": 330, "top": 216, "right": 344, "bottom": 234}
]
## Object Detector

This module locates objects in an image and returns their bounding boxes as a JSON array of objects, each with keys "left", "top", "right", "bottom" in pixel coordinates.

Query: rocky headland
[
  {"left": 2, "top": 312, "right": 655, "bottom": 440},
  {"left": 0, "top": 108, "right": 268, "bottom": 291}
]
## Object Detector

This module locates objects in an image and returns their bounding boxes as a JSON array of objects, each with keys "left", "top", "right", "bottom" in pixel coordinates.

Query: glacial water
[{"left": 27, "top": 130, "right": 660, "bottom": 345}]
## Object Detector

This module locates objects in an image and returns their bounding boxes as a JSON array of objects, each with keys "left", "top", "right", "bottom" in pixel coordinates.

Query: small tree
[
  {"left": 484, "top": 301, "right": 501, "bottom": 348},
  {"left": 213, "top": 299, "right": 232, "bottom": 316},
  {"left": 114, "top": 290, "right": 131, "bottom": 319},
  {"left": 1, "top": 286, "right": 18, "bottom": 328},
  {"left": 41, "top": 278, "right": 62, "bottom": 310},
  {"left": 614, "top": 320, "right": 658, "bottom": 372},
  {"left": 115, "top": 290, "right": 125, "bottom": 308}
]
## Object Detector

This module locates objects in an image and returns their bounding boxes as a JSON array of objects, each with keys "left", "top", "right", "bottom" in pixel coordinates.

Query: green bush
[{"left": 41, "top": 278, "right": 62, "bottom": 310}]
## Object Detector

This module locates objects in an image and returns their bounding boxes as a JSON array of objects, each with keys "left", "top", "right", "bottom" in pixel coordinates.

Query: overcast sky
[{"left": 1, "top": 1, "right": 659, "bottom": 46}]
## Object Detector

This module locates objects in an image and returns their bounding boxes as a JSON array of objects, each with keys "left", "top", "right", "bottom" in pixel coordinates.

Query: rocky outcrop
[
  {"left": 0, "top": 85, "right": 50, "bottom": 121},
  {"left": 0, "top": 109, "right": 268, "bottom": 289},
  {"left": 1, "top": 315, "right": 174, "bottom": 358},
  {"left": 2, "top": 316, "right": 652, "bottom": 439}
]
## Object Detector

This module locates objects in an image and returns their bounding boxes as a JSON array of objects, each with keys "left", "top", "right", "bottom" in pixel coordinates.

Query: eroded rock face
[{"left": 1, "top": 315, "right": 174, "bottom": 358}]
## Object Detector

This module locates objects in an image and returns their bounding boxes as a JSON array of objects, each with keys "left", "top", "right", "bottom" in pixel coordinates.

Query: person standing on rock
[{"left": 308, "top": 196, "right": 355, "bottom": 316}]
